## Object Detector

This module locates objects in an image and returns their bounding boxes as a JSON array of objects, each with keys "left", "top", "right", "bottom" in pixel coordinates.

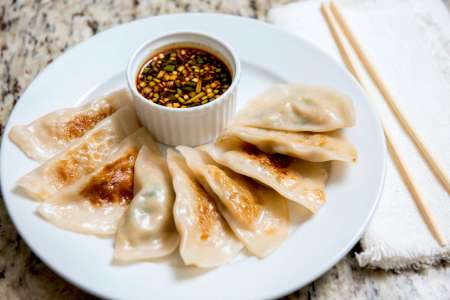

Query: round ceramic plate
[{"left": 1, "top": 13, "right": 385, "bottom": 300}]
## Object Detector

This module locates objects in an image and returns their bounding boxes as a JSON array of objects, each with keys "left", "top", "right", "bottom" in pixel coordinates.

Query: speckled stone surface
[{"left": 0, "top": 1, "right": 449, "bottom": 299}]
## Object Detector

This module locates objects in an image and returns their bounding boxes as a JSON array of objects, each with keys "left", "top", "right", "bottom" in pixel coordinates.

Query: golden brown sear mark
[
  {"left": 55, "top": 143, "right": 98, "bottom": 186},
  {"left": 296, "top": 133, "right": 328, "bottom": 147},
  {"left": 80, "top": 148, "right": 138, "bottom": 207},
  {"left": 55, "top": 159, "right": 77, "bottom": 185},
  {"left": 242, "top": 144, "right": 291, "bottom": 175},
  {"left": 311, "top": 190, "right": 325, "bottom": 202},
  {"left": 207, "top": 165, "right": 261, "bottom": 229},
  {"left": 62, "top": 105, "right": 114, "bottom": 141},
  {"left": 55, "top": 158, "right": 84, "bottom": 186},
  {"left": 190, "top": 181, "right": 219, "bottom": 241}
]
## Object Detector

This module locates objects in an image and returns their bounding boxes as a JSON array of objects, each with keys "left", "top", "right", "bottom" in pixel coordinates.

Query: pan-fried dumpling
[
  {"left": 9, "top": 89, "right": 133, "bottom": 161},
  {"left": 201, "top": 138, "right": 328, "bottom": 213},
  {"left": 224, "top": 126, "right": 357, "bottom": 162},
  {"left": 114, "top": 146, "right": 179, "bottom": 262},
  {"left": 16, "top": 107, "right": 140, "bottom": 201},
  {"left": 166, "top": 149, "right": 242, "bottom": 268},
  {"left": 233, "top": 84, "right": 355, "bottom": 132},
  {"left": 37, "top": 128, "right": 155, "bottom": 236},
  {"left": 177, "top": 146, "right": 289, "bottom": 258}
]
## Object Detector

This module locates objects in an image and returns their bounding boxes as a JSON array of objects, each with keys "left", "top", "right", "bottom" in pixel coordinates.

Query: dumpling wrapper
[
  {"left": 114, "top": 146, "right": 179, "bottom": 262},
  {"left": 177, "top": 146, "right": 289, "bottom": 258},
  {"left": 233, "top": 84, "right": 355, "bottom": 132},
  {"left": 16, "top": 107, "right": 140, "bottom": 201},
  {"left": 9, "top": 89, "right": 133, "bottom": 161},
  {"left": 166, "top": 149, "right": 242, "bottom": 268},
  {"left": 37, "top": 128, "right": 157, "bottom": 236},
  {"left": 224, "top": 126, "right": 357, "bottom": 162},
  {"left": 201, "top": 138, "right": 328, "bottom": 213}
]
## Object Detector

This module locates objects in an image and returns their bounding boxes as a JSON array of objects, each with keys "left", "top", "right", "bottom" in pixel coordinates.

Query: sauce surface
[{"left": 136, "top": 47, "right": 232, "bottom": 108}]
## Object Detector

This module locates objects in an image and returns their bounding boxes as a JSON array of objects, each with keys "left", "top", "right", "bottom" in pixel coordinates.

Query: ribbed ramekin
[{"left": 127, "top": 31, "right": 240, "bottom": 146}]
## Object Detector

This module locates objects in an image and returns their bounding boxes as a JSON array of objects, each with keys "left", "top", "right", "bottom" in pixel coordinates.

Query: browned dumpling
[
  {"left": 16, "top": 107, "right": 140, "bottom": 201},
  {"left": 9, "top": 89, "right": 133, "bottom": 161},
  {"left": 177, "top": 146, "right": 289, "bottom": 258},
  {"left": 167, "top": 149, "right": 242, "bottom": 268},
  {"left": 37, "top": 128, "right": 156, "bottom": 236},
  {"left": 201, "top": 137, "right": 328, "bottom": 213},
  {"left": 224, "top": 126, "right": 357, "bottom": 162}
]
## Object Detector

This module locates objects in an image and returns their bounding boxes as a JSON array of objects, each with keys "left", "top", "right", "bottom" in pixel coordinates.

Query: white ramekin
[{"left": 127, "top": 31, "right": 241, "bottom": 146}]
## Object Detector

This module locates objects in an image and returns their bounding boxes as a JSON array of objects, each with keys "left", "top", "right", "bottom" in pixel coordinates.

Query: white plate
[{"left": 0, "top": 13, "right": 385, "bottom": 300}]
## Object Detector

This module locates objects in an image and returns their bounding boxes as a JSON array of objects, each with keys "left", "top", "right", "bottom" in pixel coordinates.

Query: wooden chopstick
[
  {"left": 384, "top": 130, "right": 447, "bottom": 247},
  {"left": 321, "top": 2, "right": 447, "bottom": 246},
  {"left": 329, "top": 0, "right": 450, "bottom": 194}
]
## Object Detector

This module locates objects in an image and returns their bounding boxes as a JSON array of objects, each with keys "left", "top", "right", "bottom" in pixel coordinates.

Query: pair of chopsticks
[{"left": 320, "top": 1, "right": 447, "bottom": 246}]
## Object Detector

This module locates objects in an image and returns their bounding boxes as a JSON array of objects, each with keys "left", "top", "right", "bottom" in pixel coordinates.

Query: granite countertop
[{"left": 0, "top": 1, "right": 449, "bottom": 299}]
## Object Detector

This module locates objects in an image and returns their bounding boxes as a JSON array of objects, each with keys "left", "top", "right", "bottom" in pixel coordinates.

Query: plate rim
[{"left": 0, "top": 12, "right": 386, "bottom": 299}]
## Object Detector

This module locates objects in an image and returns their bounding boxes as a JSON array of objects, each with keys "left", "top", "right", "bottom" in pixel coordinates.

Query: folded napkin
[{"left": 269, "top": 0, "right": 450, "bottom": 270}]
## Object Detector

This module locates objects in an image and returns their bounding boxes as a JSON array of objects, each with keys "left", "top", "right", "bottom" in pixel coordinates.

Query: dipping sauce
[{"left": 136, "top": 47, "right": 232, "bottom": 108}]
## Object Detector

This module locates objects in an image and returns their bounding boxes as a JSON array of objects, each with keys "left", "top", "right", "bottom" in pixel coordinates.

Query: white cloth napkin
[{"left": 269, "top": 0, "right": 450, "bottom": 270}]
